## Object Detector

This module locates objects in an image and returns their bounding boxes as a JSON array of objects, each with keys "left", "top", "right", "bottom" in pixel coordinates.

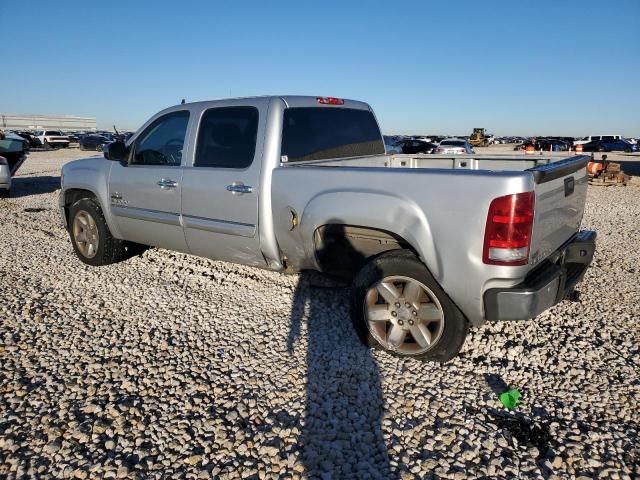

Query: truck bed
[
  {"left": 273, "top": 153, "right": 590, "bottom": 324},
  {"left": 284, "top": 153, "right": 584, "bottom": 174}
]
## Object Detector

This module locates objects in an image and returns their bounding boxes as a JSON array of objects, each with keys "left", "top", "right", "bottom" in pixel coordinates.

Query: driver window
[{"left": 131, "top": 111, "right": 190, "bottom": 166}]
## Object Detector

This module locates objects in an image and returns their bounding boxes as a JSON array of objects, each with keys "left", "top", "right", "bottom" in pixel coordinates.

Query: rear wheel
[
  {"left": 351, "top": 250, "right": 468, "bottom": 362},
  {"left": 0, "top": 188, "right": 9, "bottom": 198},
  {"left": 69, "top": 197, "right": 125, "bottom": 266}
]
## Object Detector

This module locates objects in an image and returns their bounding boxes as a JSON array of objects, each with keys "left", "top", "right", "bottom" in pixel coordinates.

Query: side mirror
[{"left": 104, "top": 141, "right": 127, "bottom": 161}]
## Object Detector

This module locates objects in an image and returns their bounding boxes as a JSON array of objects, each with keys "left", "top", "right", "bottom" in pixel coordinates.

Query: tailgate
[{"left": 528, "top": 155, "right": 590, "bottom": 266}]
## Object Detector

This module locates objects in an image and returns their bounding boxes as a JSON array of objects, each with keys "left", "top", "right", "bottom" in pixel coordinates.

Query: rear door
[
  {"left": 180, "top": 100, "right": 268, "bottom": 267},
  {"left": 108, "top": 110, "right": 191, "bottom": 252}
]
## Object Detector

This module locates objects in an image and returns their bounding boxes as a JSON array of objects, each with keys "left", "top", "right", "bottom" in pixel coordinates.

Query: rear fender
[{"left": 299, "top": 191, "right": 443, "bottom": 280}]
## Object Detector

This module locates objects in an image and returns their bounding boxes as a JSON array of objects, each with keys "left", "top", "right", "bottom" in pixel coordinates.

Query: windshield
[
  {"left": 441, "top": 140, "right": 465, "bottom": 147},
  {"left": 281, "top": 107, "right": 384, "bottom": 162},
  {"left": 45, "top": 131, "right": 63, "bottom": 136}
]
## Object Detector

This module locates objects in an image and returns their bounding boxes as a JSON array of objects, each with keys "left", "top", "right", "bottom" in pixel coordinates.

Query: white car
[
  {"left": 34, "top": 130, "right": 70, "bottom": 149},
  {"left": 436, "top": 138, "right": 475, "bottom": 154},
  {"left": 573, "top": 135, "right": 624, "bottom": 146}
]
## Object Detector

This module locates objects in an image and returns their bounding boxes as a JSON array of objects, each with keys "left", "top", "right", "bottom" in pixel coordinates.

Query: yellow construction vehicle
[{"left": 469, "top": 128, "right": 489, "bottom": 147}]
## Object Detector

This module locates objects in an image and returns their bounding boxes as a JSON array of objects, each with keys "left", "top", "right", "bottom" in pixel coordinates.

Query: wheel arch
[
  {"left": 61, "top": 187, "right": 122, "bottom": 238},
  {"left": 298, "top": 191, "right": 443, "bottom": 280}
]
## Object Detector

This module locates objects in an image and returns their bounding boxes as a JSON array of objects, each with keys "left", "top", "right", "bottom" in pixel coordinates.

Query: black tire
[
  {"left": 624, "top": 148, "right": 632, "bottom": 153},
  {"left": 0, "top": 188, "right": 9, "bottom": 198},
  {"left": 43, "top": 140, "right": 51, "bottom": 151},
  {"left": 68, "top": 197, "right": 126, "bottom": 266},
  {"left": 351, "top": 250, "right": 468, "bottom": 362}
]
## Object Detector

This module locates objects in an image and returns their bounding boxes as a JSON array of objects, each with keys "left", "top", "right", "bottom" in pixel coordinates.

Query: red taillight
[
  {"left": 483, "top": 192, "right": 535, "bottom": 266},
  {"left": 316, "top": 97, "right": 344, "bottom": 105}
]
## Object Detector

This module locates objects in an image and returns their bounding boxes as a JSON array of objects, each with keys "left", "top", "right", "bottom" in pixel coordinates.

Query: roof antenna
[{"left": 181, "top": 99, "right": 185, "bottom": 104}]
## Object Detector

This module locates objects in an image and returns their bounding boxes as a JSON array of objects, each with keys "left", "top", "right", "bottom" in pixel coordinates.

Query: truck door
[
  {"left": 108, "top": 110, "right": 191, "bottom": 252},
  {"left": 180, "top": 101, "right": 267, "bottom": 267}
]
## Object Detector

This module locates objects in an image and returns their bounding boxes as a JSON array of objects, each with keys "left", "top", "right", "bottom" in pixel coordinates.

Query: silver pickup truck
[{"left": 59, "top": 96, "right": 596, "bottom": 362}]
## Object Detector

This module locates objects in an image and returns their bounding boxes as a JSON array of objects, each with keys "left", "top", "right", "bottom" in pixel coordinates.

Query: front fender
[
  {"left": 299, "top": 190, "right": 443, "bottom": 281},
  {"left": 61, "top": 157, "right": 122, "bottom": 239}
]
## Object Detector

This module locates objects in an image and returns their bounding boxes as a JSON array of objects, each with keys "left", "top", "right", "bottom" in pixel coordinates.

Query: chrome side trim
[
  {"left": 183, "top": 215, "right": 256, "bottom": 237},
  {"left": 111, "top": 206, "right": 181, "bottom": 226}
]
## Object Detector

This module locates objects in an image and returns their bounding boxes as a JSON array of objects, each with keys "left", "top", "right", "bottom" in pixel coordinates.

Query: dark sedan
[
  {"left": 536, "top": 138, "right": 571, "bottom": 152},
  {"left": 79, "top": 135, "right": 111, "bottom": 151},
  {"left": 399, "top": 139, "right": 438, "bottom": 154},
  {"left": 582, "top": 139, "right": 638, "bottom": 153}
]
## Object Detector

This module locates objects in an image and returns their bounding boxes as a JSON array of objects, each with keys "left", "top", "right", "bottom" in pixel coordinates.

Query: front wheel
[
  {"left": 351, "top": 250, "right": 468, "bottom": 362},
  {"left": 69, "top": 197, "right": 125, "bottom": 266}
]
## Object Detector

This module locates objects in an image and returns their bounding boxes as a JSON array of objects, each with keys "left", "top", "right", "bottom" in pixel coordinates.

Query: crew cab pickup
[{"left": 59, "top": 96, "right": 596, "bottom": 361}]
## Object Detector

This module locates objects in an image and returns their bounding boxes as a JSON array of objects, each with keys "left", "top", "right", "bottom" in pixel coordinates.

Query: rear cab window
[{"left": 281, "top": 107, "right": 384, "bottom": 162}]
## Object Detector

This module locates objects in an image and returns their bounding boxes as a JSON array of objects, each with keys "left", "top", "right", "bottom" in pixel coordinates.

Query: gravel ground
[{"left": 1, "top": 150, "right": 638, "bottom": 479}]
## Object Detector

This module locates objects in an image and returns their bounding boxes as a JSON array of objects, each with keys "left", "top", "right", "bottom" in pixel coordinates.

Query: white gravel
[{"left": 0, "top": 150, "right": 638, "bottom": 479}]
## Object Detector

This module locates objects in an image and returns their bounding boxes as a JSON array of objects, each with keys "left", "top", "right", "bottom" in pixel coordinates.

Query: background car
[
  {"left": 0, "top": 132, "right": 28, "bottom": 196},
  {"left": 399, "top": 139, "right": 438, "bottom": 154},
  {"left": 15, "top": 131, "right": 41, "bottom": 148},
  {"left": 535, "top": 137, "right": 571, "bottom": 152},
  {"left": 34, "top": 130, "right": 70, "bottom": 149},
  {"left": 436, "top": 138, "right": 475, "bottom": 154},
  {"left": 0, "top": 156, "right": 10, "bottom": 196},
  {"left": 79, "top": 134, "right": 111, "bottom": 151},
  {"left": 582, "top": 139, "right": 639, "bottom": 153},
  {"left": 4, "top": 132, "right": 31, "bottom": 151}
]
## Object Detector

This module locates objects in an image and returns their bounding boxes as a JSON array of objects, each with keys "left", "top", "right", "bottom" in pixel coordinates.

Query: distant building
[{"left": 0, "top": 113, "right": 96, "bottom": 132}]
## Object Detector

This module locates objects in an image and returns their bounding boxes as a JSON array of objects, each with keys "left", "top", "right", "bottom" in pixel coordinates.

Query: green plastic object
[{"left": 499, "top": 389, "right": 521, "bottom": 409}]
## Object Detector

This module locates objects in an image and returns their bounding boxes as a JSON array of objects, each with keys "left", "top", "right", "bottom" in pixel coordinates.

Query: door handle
[
  {"left": 157, "top": 178, "right": 178, "bottom": 189},
  {"left": 226, "top": 183, "right": 253, "bottom": 195}
]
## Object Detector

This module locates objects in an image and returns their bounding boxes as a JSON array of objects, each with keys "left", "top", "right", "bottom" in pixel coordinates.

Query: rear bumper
[{"left": 484, "top": 230, "right": 596, "bottom": 321}]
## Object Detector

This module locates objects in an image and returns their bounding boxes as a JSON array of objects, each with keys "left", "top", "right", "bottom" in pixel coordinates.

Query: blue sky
[{"left": 1, "top": 0, "right": 638, "bottom": 135}]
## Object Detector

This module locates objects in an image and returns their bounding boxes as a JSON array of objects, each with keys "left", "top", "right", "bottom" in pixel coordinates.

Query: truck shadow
[
  {"left": 8, "top": 175, "right": 60, "bottom": 198},
  {"left": 286, "top": 225, "right": 394, "bottom": 479}
]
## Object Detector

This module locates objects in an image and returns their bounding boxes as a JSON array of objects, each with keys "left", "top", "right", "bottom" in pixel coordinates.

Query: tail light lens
[
  {"left": 316, "top": 97, "right": 344, "bottom": 105},
  {"left": 483, "top": 192, "right": 535, "bottom": 265}
]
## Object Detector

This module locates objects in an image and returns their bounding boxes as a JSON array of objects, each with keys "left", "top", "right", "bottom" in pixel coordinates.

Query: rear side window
[
  {"left": 195, "top": 107, "right": 259, "bottom": 168},
  {"left": 601, "top": 135, "right": 614, "bottom": 141},
  {"left": 46, "top": 131, "right": 62, "bottom": 136},
  {"left": 281, "top": 107, "right": 384, "bottom": 162}
]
